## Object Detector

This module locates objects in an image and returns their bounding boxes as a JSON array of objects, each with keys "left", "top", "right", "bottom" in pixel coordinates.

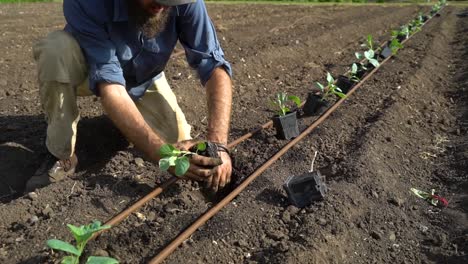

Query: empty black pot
[
  {"left": 272, "top": 111, "right": 300, "bottom": 140},
  {"left": 379, "top": 45, "right": 393, "bottom": 59},
  {"left": 302, "top": 93, "right": 329, "bottom": 116},
  {"left": 283, "top": 171, "right": 327, "bottom": 208}
]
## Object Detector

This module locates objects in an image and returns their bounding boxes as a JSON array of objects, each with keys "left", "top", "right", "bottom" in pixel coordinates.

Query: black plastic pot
[
  {"left": 272, "top": 111, "right": 300, "bottom": 140},
  {"left": 396, "top": 35, "right": 407, "bottom": 42},
  {"left": 302, "top": 93, "right": 329, "bottom": 117},
  {"left": 379, "top": 45, "right": 393, "bottom": 59},
  {"left": 190, "top": 141, "right": 219, "bottom": 159},
  {"left": 422, "top": 15, "right": 429, "bottom": 22},
  {"left": 336, "top": 75, "right": 354, "bottom": 94},
  {"left": 283, "top": 171, "right": 327, "bottom": 208}
]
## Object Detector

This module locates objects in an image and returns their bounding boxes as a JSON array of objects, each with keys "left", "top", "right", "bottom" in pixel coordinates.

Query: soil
[{"left": 0, "top": 2, "right": 467, "bottom": 264}]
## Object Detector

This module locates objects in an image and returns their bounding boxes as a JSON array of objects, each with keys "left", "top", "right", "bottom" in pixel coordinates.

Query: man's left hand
[{"left": 207, "top": 151, "right": 232, "bottom": 192}]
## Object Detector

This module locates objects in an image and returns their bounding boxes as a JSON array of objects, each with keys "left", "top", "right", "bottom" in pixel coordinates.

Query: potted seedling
[
  {"left": 270, "top": 92, "right": 301, "bottom": 140},
  {"left": 392, "top": 25, "right": 410, "bottom": 42},
  {"left": 303, "top": 72, "right": 346, "bottom": 116},
  {"left": 46, "top": 221, "right": 119, "bottom": 264},
  {"left": 355, "top": 49, "right": 379, "bottom": 69},
  {"left": 389, "top": 38, "right": 404, "bottom": 55},
  {"left": 158, "top": 142, "right": 220, "bottom": 177}
]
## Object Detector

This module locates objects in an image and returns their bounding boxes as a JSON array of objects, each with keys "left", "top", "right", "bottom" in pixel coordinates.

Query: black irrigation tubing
[
  {"left": 92, "top": 4, "right": 445, "bottom": 246},
  {"left": 147, "top": 7, "right": 445, "bottom": 263}
]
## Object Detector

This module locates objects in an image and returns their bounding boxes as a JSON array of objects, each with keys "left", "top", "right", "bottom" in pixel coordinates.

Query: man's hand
[
  {"left": 205, "top": 67, "right": 233, "bottom": 192},
  {"left": 172, "top": 140, "right": 223, "bottom": 182},
  {"left": 207, "top": 151, "right": 232, "bottom": 192}
]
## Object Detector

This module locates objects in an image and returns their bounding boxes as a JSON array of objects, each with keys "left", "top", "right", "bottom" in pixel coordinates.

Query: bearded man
[{"left": 26, "top": 0, "right": 233, "bottom": 192}]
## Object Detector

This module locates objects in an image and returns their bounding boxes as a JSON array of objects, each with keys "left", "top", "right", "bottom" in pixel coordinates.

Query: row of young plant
[
  {"left": 270, "top": 0, "right": 446, "bottom": 140},
  {"left": 43, "top": 1, "right": 448, "bottom": 263}
]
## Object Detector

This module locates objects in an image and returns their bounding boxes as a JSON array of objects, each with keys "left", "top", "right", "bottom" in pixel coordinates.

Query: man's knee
[{"left": 33, "top": 30, "right": 87, "bottom": 85}]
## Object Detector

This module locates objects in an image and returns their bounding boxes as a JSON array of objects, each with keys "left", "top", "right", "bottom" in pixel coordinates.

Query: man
[{"left": 26, "top": 0, "right": 233, "bottom": 192}]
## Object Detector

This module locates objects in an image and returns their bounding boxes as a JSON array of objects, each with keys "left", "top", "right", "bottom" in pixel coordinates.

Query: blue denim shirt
[{"left": 63, "top": 0, "right": 232, "bottom": 99}]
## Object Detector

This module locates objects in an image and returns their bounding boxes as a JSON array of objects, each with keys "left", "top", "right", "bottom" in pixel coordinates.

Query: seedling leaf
[
  {"left": 47, "top": 239, "right": 81, "bottom": 256},
  {"left": 335, "top": 91, "right": 347, "bottom": 99},
  {"left": 369, "top": 58, "right": 380, "bottom": 68},
  {"left": 62, "top": 256, "right": 78, "bottom": 264},
  {"left": 196, "top": 142, "right": 207, "bottom": 152},
  {"left": 159, "top": 156, "right": 177, "bottom": 171},
  {"left": 159, "top": 144, "right": 177, "bottom": 157},
  {"left": 351, "top": 63, "right": 358, "bottom": 74},
  {"left": 86, "top": 256, "right": 119, "bottom": 264},
  {"left": 288, "top": 95, "right": 301, "bottom": 107},
  {"left": 175, "top": 156, "right": 190, "bottom": 176},
  {"left": 326, "top": 72, "right": 334, "bottom": 83},
  {"left": 316, "top": 82, "right": 325, "bottom": 92}
]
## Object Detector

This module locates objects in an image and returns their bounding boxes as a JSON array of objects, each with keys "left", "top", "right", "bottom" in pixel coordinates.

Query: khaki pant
[{"left": 33, "top": 31, "right": 191, "bottom": 160}]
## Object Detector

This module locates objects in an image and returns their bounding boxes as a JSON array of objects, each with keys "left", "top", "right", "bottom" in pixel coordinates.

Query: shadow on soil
[{"left": 0, "top": 114, "right": 133, "bottom": 202}]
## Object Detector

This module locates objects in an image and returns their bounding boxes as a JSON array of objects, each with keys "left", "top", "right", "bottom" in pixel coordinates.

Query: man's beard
[{"left": 127, "top": 0, "right": 171, "bottom": 38}]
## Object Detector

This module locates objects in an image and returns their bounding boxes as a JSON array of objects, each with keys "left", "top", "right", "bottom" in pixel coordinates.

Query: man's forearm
[
  {"left": 99, "top": 83, "right": 164, "bottom": 161},
  {"left": 205, "top": 67, "right": 232, "bottom": 145}
]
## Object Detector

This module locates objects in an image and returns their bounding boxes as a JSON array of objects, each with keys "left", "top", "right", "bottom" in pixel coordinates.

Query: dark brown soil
[{"left": 0, "top": 3, "right": 467, "bottom": 264}]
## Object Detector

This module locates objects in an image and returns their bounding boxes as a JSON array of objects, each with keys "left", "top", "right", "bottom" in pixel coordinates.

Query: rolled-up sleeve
[
  {"left": 176, "top": 0, "right": 232, "bottom": 86},
  {"left": 63, "top": 0, "right": 125, "bottom": 95}
]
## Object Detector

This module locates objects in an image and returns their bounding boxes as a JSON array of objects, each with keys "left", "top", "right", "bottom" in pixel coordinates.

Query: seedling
[
  {"left": 360, "top": 34, "right": 379, "bottom": 52},
  {"left": 356, "top": 51, "right": 379, "bottom": 68},
  {"left": 355, "top": 34, "right": 380, "bottom": 68},
  {"left": 46, "top": 221, "right": 118, "bottom": 264},
  {"left": 270, "top": 92, "right": 301, "bottom": 116},
  {"left": 392, "top": 25, "right": 410, "bottom": 40},
  {"left": 409, "top": 17, "right": 423, "bottom": 33},
  {"left": 389, "top": 38, "right": 404, "bottom": 55},
  {"left": 350, "top": 63, "right": 361, "bottom": 82},
  {"left": 316, "top": 72, "right": 346, "bottom": 101},
  {"left": 158, "top": 142, "right": 207, "bottom": 177}
]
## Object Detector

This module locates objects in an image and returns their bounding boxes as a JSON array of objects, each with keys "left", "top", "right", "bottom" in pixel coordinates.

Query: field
[{"left": 0, "top": 2, "right": 467, "bottom": 264}]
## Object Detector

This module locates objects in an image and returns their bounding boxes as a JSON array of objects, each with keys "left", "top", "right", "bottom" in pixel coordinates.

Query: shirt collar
[{"left": 113, "top": 0, "right": 129, "bottom": 22}]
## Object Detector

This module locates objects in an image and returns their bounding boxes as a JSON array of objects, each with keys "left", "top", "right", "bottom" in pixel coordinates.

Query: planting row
[{"left": 271, "top": 0, "right": 446, "bottom": 140}]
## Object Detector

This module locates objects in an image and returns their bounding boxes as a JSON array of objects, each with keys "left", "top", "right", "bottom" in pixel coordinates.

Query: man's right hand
[{"left": 170, "top": 140, "right": 223, "bottom": 182}]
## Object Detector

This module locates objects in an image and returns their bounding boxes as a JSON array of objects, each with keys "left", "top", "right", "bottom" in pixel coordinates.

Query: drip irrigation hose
[{"left": 147, "top": 8, "right": 444, "bottom": 263}]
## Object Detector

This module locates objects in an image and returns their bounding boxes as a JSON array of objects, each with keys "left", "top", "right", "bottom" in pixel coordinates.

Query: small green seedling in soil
[
  {"left": 316, "top": 72, "right": 346, "bottom": 101},
  {"left": 360, "top": 34, "right": 379, "bottom": 52},
  {"left": 392, "top": 25, "right": 410, "bottom": 40},
  {"left": 46, "top": 221, "right": 118, "bottom": 264},
  {"left": 270, "top": 92, "right": 301, "bottom": 116},
  {"left": 350, "top": 63, "right": 361, "bottom": 83},
  {"left": 389, "top": 38, "right": 404, "bottom": 55},
  {"left": 158, "top": 142, "right": 207, "bottom": 176},
  {"left": 409, "top": 17, "right": 423, "bottom": 34}
]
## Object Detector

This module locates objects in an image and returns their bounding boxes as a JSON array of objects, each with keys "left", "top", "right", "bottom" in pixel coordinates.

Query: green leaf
[
  {"left": 364, "top": 50, "right": 374, "bottom": 60},
  {"left": 62, "top": 256, "right": 78, "bottom": 264},
  {"left": 351, "top": 63, "right": 358, "bottom": 74},
  {"left": 47, "top": 239, "right": 81, "bottom": 256},
  {"left": 197, "top": 142, "right": 207, "bottom": 152},
  {"left": 326, "top": 72, "right": 334, "bottom": 84},
  {"left": 159, "top": 156, "right": 176, "bottom": 171},
  {"left": 335, "top": 91, "right": 347, "bottom": 99},
  {"left": 175, "top": 156, "right": 190, "bottom": 177},
  {"left": 159, "top": 144, "right": 177, "bottom": 157},
  {"left": 355, "top": 52, "right": 363, "bottom": 60},
  {"left": 369, "top": 58, "right": 380, "bottom": 68},
  {"left": 66, "top": 224, "right": 85, "bottom": 242},
  {"left": 315, "top": 82, "right": 325, "bottom": 92},
  {"left": 86, "top": 256, "right": 119, "bottom": 264},
  {"left": 288, "top": 95, "right": 301, "bottom": 107}
]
